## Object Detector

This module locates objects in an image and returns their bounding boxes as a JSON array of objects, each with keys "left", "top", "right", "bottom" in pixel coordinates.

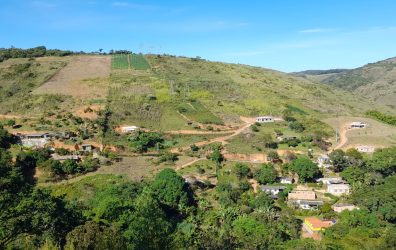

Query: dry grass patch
[{"left": 34, "top": 56, "right": 110, "bottom": 98}]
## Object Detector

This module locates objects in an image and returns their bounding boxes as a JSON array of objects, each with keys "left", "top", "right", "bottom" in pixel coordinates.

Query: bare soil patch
[
  {"left": 74, "top": 104, "right": 104, "bottom": 120},
  {"left": 34, "top": 56, "right": 110, "bottom": 98}
]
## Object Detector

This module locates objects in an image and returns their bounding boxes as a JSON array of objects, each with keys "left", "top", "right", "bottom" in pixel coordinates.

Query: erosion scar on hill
[{"left": 33, "top": 56, "right": 110, "bottom": 98}]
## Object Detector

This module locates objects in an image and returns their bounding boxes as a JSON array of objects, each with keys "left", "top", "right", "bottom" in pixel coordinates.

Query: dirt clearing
[{"left": 34, "top": 56, "right": 110, "bottom": 98}]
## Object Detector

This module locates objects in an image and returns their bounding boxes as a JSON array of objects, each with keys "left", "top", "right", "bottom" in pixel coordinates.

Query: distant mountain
[
  {"left": 296, "top": 57, "right": 396, "bottom": 107},
  {"left": 293, "top": 69, "right": 349, "bottom": 75}
]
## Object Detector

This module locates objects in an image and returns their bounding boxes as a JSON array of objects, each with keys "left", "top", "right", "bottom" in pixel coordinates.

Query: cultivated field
[
  {"left": 34, "top": 56, "right": 110, "bottom": 98},
  {"left": 111, "top": 54, "right": 150, "bottom": 70}
]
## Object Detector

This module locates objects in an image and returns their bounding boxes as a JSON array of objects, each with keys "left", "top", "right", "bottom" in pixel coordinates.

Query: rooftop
[
  {"left": 261, "top": 185, "right": 287, "bottom": 190},
  {"left": 304, "top": 217, "right": 335, "bottom": 230}
]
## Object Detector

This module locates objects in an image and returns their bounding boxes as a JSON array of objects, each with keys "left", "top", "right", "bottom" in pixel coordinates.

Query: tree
[
  {"left": 340, "top": 166, "right": 366, "bottom": 185},
  {"left": 267, "top": 151, "right": 280, "bottom": 162},
  {"left": 150, "top": 169, "right": 194, "bottom": 213},
  {"left": 233, "top": 163, "right": 251, "bottom": 179},
  {"left": 209, "top": 149, "right": 224, "bottom": 166},
  {"left": 0, "top": 126, "right": 15, "bottom": 149},
  {"left": 251, "top": 192, "right": 274, "bottom": 211},
  {"left": 121, "top": 190, "right": 173, "bottom": 249},
  {"left": 329, "top": 149, "right": 348, "bottom": 172},
  {"left": 289, "top": 121, "right": 305, "bottom": 132},
  {"left": 369, "top": 147, "right": 396, "bottom": 176},
  {"left": 255, "top": 164, "right": 277, "bottom": 184},
  {"left": 0, "top": 189, "right": 82, "bottom": 248},
  {"left": 290, "top": 157, "right": 320, "bottom": 183},
  {"left": 129, "top": 131, "right": 164, "bottom": 153},
  {"left": 65, "top": 221, "right": 125, "bottom": 250},
  {"left": 231, "top": 216, "right": 270, "bottom": 249}
]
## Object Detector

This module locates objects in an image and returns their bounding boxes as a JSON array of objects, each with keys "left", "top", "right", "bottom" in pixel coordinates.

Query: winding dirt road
[{"left": 333, "top": 123, "right": 348, "bottom": 150}]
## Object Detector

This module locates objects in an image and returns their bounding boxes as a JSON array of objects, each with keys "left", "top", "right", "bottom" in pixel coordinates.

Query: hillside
[{"left": 298, "top": 57, "right": 396, "bottom": 107}]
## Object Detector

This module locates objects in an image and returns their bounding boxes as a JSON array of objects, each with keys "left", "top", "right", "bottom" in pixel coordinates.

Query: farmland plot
[
  {"left": 130, "top": 54, "right": 150, "bottom": 70},
  {"left": 111, "top": 54, "right": 129, "bottom": 69},
  {"left": 34, "top": 56, "right": 110, "bottom": 98}
]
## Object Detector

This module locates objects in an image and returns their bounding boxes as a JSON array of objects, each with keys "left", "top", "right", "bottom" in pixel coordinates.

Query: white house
[
  {"left": 331, "top": 203, "right": 359, "bottom": 213},
  {"left": 296, "top": 200, "right": 324, "bottom": 210},
  {"left": 256, "top": 116, "right": 274, "bottom": 123},
  {"left": 120, "top": 126, "right": 139, "bottom": 133},
  {"left": 356, "top": 145, "right": 375, "bottom": 153},
  {"left": 18, "top": 133, "right": 52, "bottom": 148},
  {"left": 349, "top": 122, "right": 367, "bottom": 129},
  {"left": 317, "top": 155, "right": 331, "bottom": 168},
  {"left": 327, "top": 184, "right": 350, "bottom": 196},
  {"left": 261, "top": 185, "right": 287, "bottom": 198},
  {"left": 280, "top": 177, "right": 293, "bottom": 184},
  {"left": 317, "top": 177, "right": 344, "bottom": 185}
]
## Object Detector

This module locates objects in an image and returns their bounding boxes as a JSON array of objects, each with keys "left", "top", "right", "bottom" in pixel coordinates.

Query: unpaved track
[
  {"left": 176, "top": 158, "right": 206, "bottom": 170},
  {"left": 170, "top": 117, "right": 254, "bottom": 153},
  {"left": 334, "top": 123, "right": 348, "bottom": 150}
]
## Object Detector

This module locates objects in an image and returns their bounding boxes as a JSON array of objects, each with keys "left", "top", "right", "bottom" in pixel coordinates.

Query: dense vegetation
[
  {"left": 0, "top": 46, "right": 76, "bottom": 62},
  {"left": 366, "top": 110, "right": 396, "bottom": 126},
  {"left": 1, "top": 120, "right": 395, "bottom": 249}
]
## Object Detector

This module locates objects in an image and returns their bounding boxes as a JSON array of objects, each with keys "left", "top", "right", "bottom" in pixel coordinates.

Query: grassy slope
[
  {"left": 306, "top": 57, "right": 396, "bottom": 108},
  {"left": 147, "top": 55, "right": 389, "bottom": 121},
  {"left": 0, "top": 57, "right": 68, "bottom": 115}
]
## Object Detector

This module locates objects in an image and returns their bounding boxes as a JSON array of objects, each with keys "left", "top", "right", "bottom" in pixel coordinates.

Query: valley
[{"left": 1, "top": 50, "right": 396, "bottom": 249}]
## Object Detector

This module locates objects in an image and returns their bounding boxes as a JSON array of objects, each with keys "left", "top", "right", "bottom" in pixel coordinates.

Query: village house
[
  {"left": 327, "top": 184, "right": 350, "bottom": 196},
  {"left": 17, "top": 132, "right": 52, "bottom": 148},
  {"left": 80, "top": 144, "right": 94, "bottom": 152},
  {"left": 317, "top": 155, "right": 331, "bottom": 168},
  {"left": 260, "top": 185, "right": 287, "bottom": 198},
  {"left": 120, "top": 125, "right": 139, "bottom": 133},
  {"left": 288, "top": 190, "right": 316, "bottom": 200},
  {"left": 356, "top": 145, "right": 375, "bottom": 153},
  {"left": 255, "top": 116, "right": 274, "bottom": 123},
  {"left": 349, "top": 122, "right": 367, "bottom": 129},
  {"left": 332, "top": 203, "right": 359, "bottom": 213},
  {"left": 296, "top": 200, "right": 324, "bottom": 210},
  {"left": 303, "top": 217, "right": 336, "bottom": 240},
  {"left": 279, "top": 177, "right": 293, "bottom": 184},
  {"left": 317, "top": 177, "right": 344, "bottom": 185}
]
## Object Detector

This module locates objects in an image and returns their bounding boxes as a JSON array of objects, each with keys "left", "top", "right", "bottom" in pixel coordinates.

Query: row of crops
[{"left": 111, "top": 54, "right": 150, "bottom": 70}]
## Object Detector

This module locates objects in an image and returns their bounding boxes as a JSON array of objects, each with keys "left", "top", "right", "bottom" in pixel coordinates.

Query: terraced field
[
  {"left": 130, "top": 53, "right": 150, "bottom": 70},
  {"left": 111, "top": 54, "right": 129, "bottom": 69},
  {"left": 111, "top": 54, "right": 150, "bottom": 70}
]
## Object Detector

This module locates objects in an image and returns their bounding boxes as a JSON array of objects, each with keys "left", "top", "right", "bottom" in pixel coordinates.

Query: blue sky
[{"left": 1, "top": 0, "right": 396, "bottom": 72}]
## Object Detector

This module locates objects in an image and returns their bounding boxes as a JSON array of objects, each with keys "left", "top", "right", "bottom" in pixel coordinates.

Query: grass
[
  {"left": 323, "top": 116, "right": 396, "bottom": 148},
  {"left": 50, "top": 174, "right": 128, "bottom": 203},
  {"left": 178, "top": 101, "right": 224, "bottom": 124}
]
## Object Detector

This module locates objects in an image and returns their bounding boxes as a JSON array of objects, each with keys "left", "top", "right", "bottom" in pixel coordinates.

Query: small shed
[
  {"left": 80, "top": 144, "right": 94, "bottom": 152},
  {"left": 255, "top": 116, "right": 274, "bottom": 123},
  {"left": 120, "top": 126, "right": 139, "bottom": 133},
  {"left": 349, "top": 122, "right": 367, "bottom": 129}
]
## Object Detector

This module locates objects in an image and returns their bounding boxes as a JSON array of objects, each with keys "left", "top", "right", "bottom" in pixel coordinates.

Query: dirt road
[
  {"left": 334, "top": 123, "right": 348, "bottom": 150},
  {"left": 170, "top": 116, "right": 254, "bottom": 153}
]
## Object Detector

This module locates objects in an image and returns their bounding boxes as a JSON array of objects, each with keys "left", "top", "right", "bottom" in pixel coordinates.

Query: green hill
[
  {"left": 299, "top": 57, "right": 396, "bottom": 108},
  {"left": 1, "top": 54, "right": 395, "bottom": 132}
]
